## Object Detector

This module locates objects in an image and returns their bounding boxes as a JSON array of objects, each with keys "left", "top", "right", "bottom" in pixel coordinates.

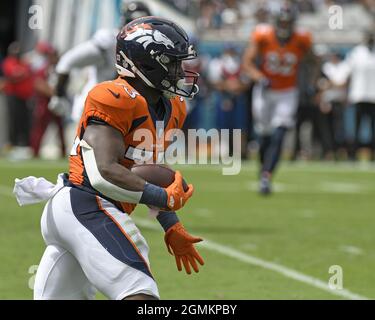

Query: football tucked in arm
[{"left": 131, "top": 164, "right": 189, "bottom": 191}]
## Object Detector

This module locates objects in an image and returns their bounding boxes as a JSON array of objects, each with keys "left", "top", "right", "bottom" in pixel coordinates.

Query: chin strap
[{"left": 115, "top": 63, "right": 135, "bottom": 78}]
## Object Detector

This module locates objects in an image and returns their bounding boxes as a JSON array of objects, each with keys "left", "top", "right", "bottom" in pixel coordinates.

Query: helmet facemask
[
  {"left": 274, "top": 6, "right": 297, "bottom": 42},
  {"left": 276, "top": 18, "right": 295, "bottom": 41},
  {"left": 153, "top": 48, "right": 200, "bottom": 99}
]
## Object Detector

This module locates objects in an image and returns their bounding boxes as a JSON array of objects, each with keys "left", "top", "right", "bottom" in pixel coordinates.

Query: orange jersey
[
  {"left": 251, "top": 24, "right": 312, "bottom": 90},
  {"left": 69, "top": 77, "right": 187, "bottom": 214}
]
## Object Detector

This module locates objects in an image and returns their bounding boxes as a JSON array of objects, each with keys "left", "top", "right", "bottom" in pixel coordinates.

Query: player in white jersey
[
  {"left": 49, "top": 1, "right": 151, "bottom": 121},
  {"left": 342, "top": 31, "right": 375, "bottom": 160}
]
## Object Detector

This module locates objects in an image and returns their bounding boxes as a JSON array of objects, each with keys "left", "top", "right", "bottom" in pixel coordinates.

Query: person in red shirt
[
  {"left": 2, "top": 42, "right": 34, "bottom": 148},
  {"left": 29, "top": 42, "right": 66, "bottom": 158}
]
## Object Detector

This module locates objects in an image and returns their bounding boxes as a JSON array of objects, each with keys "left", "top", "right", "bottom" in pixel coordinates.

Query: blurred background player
[
  {"left": 1, "top": 41, "right": 34, "bottom": 159},
  {"left": 208, "top": 44, "right": 249, "bottom": 158},
  {"left": 315, "top": 49, "right": 347, "bottom": 160},
  {"left": 343, "top": 31, "right": 375, "bottom": 161},
  {"left": 29, "top": 42, "right": 66, "bottom": 158},
  {"left": 242, "top": 3, "right": 316, "bottom": 195},
  {"left": 48, "top": 1, "right": 151, "bottom": 122}
]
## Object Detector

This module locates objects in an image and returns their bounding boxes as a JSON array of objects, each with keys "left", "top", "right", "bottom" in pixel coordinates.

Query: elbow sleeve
[{"left": 80, "top": 140, "right": 143, "bottom": 203}]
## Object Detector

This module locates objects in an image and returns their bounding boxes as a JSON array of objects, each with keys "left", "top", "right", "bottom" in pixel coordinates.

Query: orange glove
[
  {"left": 164, "top": 171, "right": 194, "bottom": 211},
  {"left": 164, "top": 222, "right": 204, "bottom": 274}
]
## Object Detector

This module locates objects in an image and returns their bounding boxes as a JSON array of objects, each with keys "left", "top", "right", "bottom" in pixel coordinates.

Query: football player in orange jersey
[
  {"left": 29, "top": 17, "right": 204, "bottom": 300},
  {"left": 243, "top": 4, "right": 316, "bottom": 195}
]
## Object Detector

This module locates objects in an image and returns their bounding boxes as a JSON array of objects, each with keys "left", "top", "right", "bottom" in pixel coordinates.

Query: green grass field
[{"left": 0, "top": 159, "right": 374, "bottom": 300}]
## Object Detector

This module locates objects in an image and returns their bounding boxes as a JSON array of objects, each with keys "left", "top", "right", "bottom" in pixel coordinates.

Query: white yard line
[
  {"left": 340, "top": 245, "right": 364, "bottom": 256},
  {"left": 319, "top": 182, "right": 365, "bottom": 194},
  {"left": 1, "top": 184, "right": 370, "bottom": 300},
  {"left": 134, "top": 217, "right": 370, "bottom": 300}
]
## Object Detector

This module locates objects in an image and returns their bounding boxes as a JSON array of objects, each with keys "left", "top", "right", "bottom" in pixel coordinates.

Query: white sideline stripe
[
  {"left": 134, "top": 217, "right": 369, "bottom": 300},
  {"left": 0, "top": 184, "right": 369, "bottom": 300}
]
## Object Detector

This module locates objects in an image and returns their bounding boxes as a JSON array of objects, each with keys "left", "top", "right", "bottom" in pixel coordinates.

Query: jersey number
[{"left": 264, "top": 52, "right": 297, "bottom": 76}]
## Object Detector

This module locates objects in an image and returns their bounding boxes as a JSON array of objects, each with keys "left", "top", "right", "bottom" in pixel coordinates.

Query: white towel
[{"left": 13, "top": 174, "right": 65, "bottom": 206}]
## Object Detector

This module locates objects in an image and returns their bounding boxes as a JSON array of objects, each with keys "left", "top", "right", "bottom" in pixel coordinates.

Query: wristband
[
  {"left": 157, "top": 211, "right": 179, "bottom": 232},
  {"left": 139, "top": 183, "right": 167, "bottom": 208}
]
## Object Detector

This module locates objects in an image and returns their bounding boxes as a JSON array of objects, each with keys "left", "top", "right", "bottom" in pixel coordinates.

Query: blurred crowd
[
  {"left": 0, "top": 0, "right": 375, "bottom": 162},
  {"left": 197, "top": 0, "right": 375, "bottom": 29},
  {"left": 0, "top": 40, "right": 66, "bottom": 160}
]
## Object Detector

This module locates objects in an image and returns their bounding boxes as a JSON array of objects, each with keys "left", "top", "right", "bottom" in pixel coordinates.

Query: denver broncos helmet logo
[{"left": 124, "top": 25, "right": 175, "bottom": 50}]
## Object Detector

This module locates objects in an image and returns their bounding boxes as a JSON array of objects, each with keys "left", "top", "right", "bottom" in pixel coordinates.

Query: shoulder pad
[
  {"left": 252, "top": 24, "right": 273, "bottom": 43},
  {"left": 88, "top": 80, "right": 141, "bottom": 110},
  {"left": 254, "top": 24, "right": 273, "bottom": 35},
  {"left": 295, "top": 29, "right": 312, "bottom": 40},
  {"left": 295, "top": 27, "right": 311, "bottom": 35},
  {"left": 295, "top": 29, "right": 313, "bottom": 49},
  {"left": 85, "top": 80, "right": 141, "bottom": 135}
]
